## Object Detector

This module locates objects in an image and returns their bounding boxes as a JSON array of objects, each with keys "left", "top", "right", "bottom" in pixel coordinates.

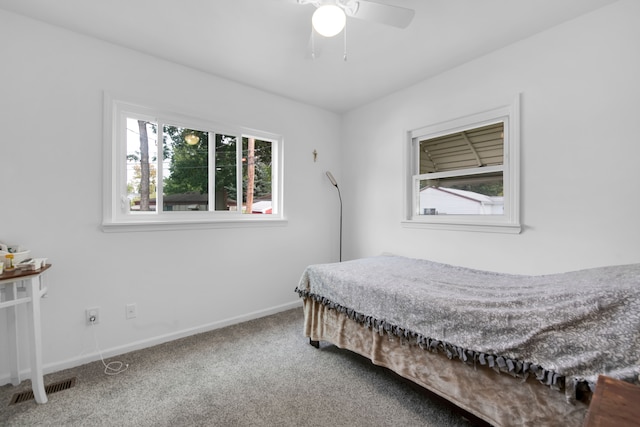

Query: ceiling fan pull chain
[
  {"left": 311, "top": 27, "right": 316, "bottom": 60},
  {"left": 343, "top": 20, "right": 348, "bottom": 61}
]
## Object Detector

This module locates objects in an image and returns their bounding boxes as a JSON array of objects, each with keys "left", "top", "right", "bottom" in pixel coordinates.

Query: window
[
  {"left": 103, "top": 95, "right": 284, "bottom": 231},
  {"left": 404, "top": 96, "right": 520, "bottom": 233}
]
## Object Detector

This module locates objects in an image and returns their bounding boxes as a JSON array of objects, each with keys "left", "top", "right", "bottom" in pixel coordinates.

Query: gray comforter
[{"left": 295, "top": 255, "right": 640, "bottom": 399}]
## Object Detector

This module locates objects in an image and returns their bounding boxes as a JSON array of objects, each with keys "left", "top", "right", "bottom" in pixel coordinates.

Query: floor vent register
[{"left": 9, "top": 377, "right": 77, "bottom": 405}]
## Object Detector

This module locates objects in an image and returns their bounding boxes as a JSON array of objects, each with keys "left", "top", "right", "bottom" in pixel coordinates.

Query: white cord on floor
[{"left": 90, "top": 321, "right": 129, "bottom": 376}]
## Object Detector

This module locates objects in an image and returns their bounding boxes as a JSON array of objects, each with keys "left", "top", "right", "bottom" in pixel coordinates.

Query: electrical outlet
[
  {"left": 86, "top": 307, "right": 100, "bottom": 325},
  {"left": 126, "top": 303, "right": 137, "bottom": 319}
]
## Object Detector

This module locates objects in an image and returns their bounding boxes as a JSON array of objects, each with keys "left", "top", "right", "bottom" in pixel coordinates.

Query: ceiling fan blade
[
  {"left": 348, "top": 0, "right": 415, "bottom": 29},
  {"left": 297, "top": 0, "right": 320, "bottom": 7}
]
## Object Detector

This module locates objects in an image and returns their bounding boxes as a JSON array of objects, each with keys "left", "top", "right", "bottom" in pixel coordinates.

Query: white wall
[
  {"left": 341, "top": 0, "right": 640, "bottom": 274},
  {"left": 0, "top": 10, "right": 342, "bottom": 383}
]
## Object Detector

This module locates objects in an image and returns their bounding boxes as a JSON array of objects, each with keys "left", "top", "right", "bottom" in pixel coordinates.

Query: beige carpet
[{"left": 0, "top": 308, "right": 474, "bottom": 426}]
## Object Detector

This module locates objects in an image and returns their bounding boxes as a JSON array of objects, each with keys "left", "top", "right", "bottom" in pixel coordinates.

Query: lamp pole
[{"left": 326, "top": 171, "right": 342, "bottom": 262}]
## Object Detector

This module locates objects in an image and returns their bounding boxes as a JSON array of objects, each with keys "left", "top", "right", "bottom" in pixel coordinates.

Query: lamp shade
[
  {"left": 312, "top": 4, "right": 346, "bottom": 37},
  {"left": 326, "top": 171, "right": 338, "bottom": 187}
]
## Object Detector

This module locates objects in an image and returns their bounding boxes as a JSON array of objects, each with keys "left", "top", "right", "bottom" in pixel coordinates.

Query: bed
[{"left": 295, "top": 255, "right": 640, "bottom": 426}]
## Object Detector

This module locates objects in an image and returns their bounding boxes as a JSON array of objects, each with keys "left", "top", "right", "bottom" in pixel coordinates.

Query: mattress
[
  {"left": 296, "top": 255, "right": 640, "bottom": 402},
  {"left": 302, "top": 297, "right": 589, "bottom": 426}
]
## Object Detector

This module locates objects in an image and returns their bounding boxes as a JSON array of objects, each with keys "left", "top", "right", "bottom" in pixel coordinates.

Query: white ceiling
[{"left": 0, "top": 0, "right": 618, "bottom": 113}]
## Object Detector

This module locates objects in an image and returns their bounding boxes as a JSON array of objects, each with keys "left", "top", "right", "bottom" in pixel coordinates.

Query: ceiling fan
[{"left": 297, "top": 0, "right": 415, "bottom": 59}]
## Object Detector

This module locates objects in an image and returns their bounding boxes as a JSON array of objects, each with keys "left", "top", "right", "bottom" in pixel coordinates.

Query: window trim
[
  {"left": 102, "top": 93, "right": 286, "bottom": 232},
  {"left": 402, "top": 95, "right": 521, "bottom": 234}
]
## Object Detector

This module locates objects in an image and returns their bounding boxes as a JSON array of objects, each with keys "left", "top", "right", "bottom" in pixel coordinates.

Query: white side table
[{"left": 0, "top": 264, "right": 50, "bottom": 404}]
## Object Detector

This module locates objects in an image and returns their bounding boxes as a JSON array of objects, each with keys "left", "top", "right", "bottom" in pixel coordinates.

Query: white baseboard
[{"left": 0, "top": 300, "right": 302, "bottom": 386}]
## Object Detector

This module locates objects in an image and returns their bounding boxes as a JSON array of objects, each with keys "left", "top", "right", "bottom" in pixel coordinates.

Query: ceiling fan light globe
[{"left": 312, "top": 4, "right": 346, "bottom": 37}]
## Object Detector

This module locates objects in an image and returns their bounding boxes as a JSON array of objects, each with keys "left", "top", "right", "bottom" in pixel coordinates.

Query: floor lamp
[{"left": 326, "top": 171, "right": 342, "bottom": 262}]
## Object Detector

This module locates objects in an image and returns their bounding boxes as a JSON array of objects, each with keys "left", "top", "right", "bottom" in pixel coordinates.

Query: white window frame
[
  {"left": 102, "top": 93, "right": 285, "bottom": 232},
  {"left": 402, "top": 95, "right": 521, "bottom": 234}
]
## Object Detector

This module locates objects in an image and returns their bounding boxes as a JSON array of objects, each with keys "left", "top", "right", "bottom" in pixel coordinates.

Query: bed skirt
[{"left": 302, "top": 298, "right": 589, "bottom": 427}]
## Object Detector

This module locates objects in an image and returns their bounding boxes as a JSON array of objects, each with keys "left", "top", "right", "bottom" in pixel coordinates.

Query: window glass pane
[
  {"left": 404, "top": 100, "right": 519, "bottom": 232},
  {"left": 162, "top": 126, "right": 209, "bottom": 212},
  {"left": 419, "top": 122, "right": 503, "bottom": 173},
  {"left": 418, "top": 172, "right": 504, "bottom": 216},
  {"left": 108, "top": 98, "right": 285, "bottom": 229},
  {"left": 126, "top": 118, "right": 158, "bottom": 212},
  {"left": 214, "top": 134, "right": 238, "bottom": 211},
  {"left": 242, "top": 137, "right": 273, "bottom": 214}
]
